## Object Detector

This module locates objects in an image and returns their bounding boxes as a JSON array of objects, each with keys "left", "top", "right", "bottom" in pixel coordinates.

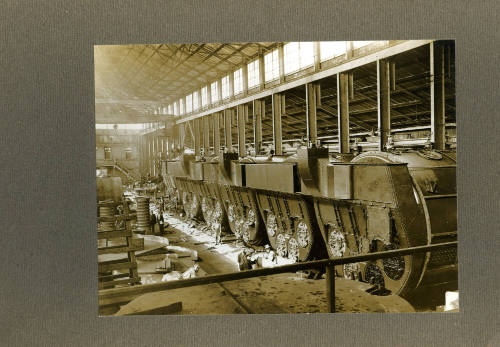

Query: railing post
[{"left": 325, "top": 265, "right": 336, "bottom": 313}]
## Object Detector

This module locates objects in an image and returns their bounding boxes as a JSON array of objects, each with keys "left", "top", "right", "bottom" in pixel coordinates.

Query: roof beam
[
  {"left": 95, "top": 114, "right": 176, "bottom": 124},
  {"left": 95, "top": 99, "right": 164, "bottom": 106}
]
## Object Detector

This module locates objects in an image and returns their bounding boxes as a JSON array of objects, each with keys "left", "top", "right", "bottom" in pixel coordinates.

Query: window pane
[
  {"left": 247, "top": 59, "right": 260, "bottom": 89},
  {"left": 180, "top": 99, "right": 184, "bottom": 114},
  {"left": 352, "top": 41, "right": 375, "bottom": 49},
  {"left": 222, "top": 75, "right": 230, "bottom": 99},
  {"left": 211, "top": 81, "right": 219, "bottom": 103},
  {"left": 300, "top": 42, "right": 314, "bottom": 67},
  {"left": 234, "top": 68, "right": 243, "bottom": 95},
  {"left": 174, "top": 102, "right": 178, "bottom": 115},
  {"left": 193, "top": 91, "right": 199, "bottom": 111},
  {"left": 284, "top": 42, "right": 314, "bottom": 75},
  {"left": 320, "top": 41, "right": 347, "bottom": 61},
  {"left": 264, "top": 49, "right": 279, "bottom": 82},
  {"left": 186, "top": 94, "right": 192, "bottom": 113},
  {"left": 284, "top": 42, "right": 299, "bottom": 74},
  {"left": 201, "top": 86, "right": 208, "bottom": 106}
]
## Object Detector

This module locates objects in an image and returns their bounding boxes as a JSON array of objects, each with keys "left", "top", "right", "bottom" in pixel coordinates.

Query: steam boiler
[{"left": 159, "top": 145, "right": 457, "bottom": 297}]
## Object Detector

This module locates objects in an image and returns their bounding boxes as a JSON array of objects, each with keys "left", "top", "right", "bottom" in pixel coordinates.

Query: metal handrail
[{"left": 99, "top": 241, "right": 457, "bottom": 312}]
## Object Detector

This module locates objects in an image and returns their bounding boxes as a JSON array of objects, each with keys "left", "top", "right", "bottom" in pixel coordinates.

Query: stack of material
[
  {"left": 98, "top": 199, "right": 142, "bottom": 293},
  {"left": 135, "top": 197, "right": 150, "bottom": 234},
  {"left": 99, "top": 200, "right": 115, "bottom": 233}
]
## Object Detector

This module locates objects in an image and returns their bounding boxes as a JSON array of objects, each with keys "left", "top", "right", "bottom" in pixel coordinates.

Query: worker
[
  {"left": 150, "top": 212, "right": 157, "bottom": 235},
  {"left": 158, "top": 213, "right": 165, "bottom": 234}
]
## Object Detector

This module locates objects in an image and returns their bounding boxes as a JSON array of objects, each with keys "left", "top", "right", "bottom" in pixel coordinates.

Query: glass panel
[
  {"left": 247, "top": 59, "right": 260, "bottom": 89},
  {"left": 186, "top": 94, "right": 192, "bottom": 113},
  {"left": 320, "top": 41, "right": 347, "bottom": 61},
  {"left": 233, "top": 68, "right": 243, "bottom": 95},
  {"left": 264, "top": 49, "right": 279, "bottom": 82},
  {"left": 222, "top": 75, "right": 231, "bottom": 99},
  {"left": 201, "top": 86, "right": 208, "bottom": 106},
  {"left": 352, "top": 40, "right": 376, "bottom": 49},
  {"left": 211, "top": 81, "right": 219, "bottom": 103},
  {"left": 193, "top": 91, "right": 199, "bottom": 111}
]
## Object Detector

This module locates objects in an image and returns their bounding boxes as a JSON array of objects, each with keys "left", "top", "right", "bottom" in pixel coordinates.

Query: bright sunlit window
[
  {"left": 320, "top": 41, "right": 347, "bottom": 61},
  {"left": 167, "top": 104, "right": 172, "bottom": 114},
  {"left": 211, "top": 81, "right": 219, "bottom": 103},
  {"left": 264, "top": 49, "right": 279, "bottom": 82},
  {"left": 179, "top": 98, "right": 185, "bottom": 115},
  {"left": 201, "top": 86, "right": 208, "bottom": 107},
  {"left": 247, "top": 60, "right": 260, "bottom": 89},
  {"left": 284, "top": 42, "right": 314, "bottom": 75},
  {"left": 352, "top": 41, "right": 376, "bottom": 49},
  {"left": 233, "top": 68, "right": 243, "bottom": 95},
  {"left": 221, "top": 75, "right": 231, "bottom": 99},
  {"left": 186, "top": 94, "right": 193, "bottom": 113},
  {"left": 174, "top": 102, "right": 178, "bottom": 116},
  {"left": 193, "top": 91, "right": 199, "bottom": 111}
]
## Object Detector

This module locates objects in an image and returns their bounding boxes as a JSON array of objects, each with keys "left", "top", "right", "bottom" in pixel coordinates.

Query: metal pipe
[{"left": 99, "top": 241, "right": 457, "bottom": 307}]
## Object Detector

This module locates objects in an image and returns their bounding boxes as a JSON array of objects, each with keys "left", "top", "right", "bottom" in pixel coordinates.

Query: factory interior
[{"left": 95, "top": 40, "right": 458, "bottom": 315}]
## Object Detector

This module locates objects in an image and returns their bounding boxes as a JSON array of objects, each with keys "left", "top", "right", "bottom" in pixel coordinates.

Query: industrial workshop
[{"left": 95, "top": 40, "right": 457, "bottom": 315}]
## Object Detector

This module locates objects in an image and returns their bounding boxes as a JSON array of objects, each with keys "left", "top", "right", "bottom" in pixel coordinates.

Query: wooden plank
[
  {"left": 99, "top": 277, "right": 141, "bottom": 290},
  {"left": 119, "top": 301, "right": 182, "bottom": 316},
  {"left": 98, "top": 215, "right": 129, "bottom": 222},
  {"left": 98, "top": 260, "right": 137, "bottom": 272},
  {"left": 97, "top": 230, "right": 132, "bottom": 240},
  {"left": 98, "top": 243, "right": 143, "bottom": 255},
  {"left": 98, "top": 273, "right": 130, "bottom": 281}
]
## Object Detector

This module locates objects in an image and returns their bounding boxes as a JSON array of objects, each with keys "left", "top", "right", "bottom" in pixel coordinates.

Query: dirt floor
[{"left": 100, "top": 209, "right": 427, "bottom": 315}]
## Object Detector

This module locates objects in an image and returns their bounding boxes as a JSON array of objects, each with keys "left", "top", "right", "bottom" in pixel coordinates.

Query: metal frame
[{"left": 176, "top": 40, "right": 433, "bottom": 124}]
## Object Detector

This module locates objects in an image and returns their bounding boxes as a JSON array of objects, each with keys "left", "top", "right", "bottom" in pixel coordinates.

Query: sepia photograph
[{"left": 95, "top": 40, "right": 457, "bottom": 316}]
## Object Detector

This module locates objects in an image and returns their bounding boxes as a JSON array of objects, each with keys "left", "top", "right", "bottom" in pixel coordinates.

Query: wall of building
[{"left": 96, "top": 129, "right": 141, "bottom": 181}]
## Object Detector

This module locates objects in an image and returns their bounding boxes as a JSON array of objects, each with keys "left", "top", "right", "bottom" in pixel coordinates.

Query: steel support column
[
  {"left": 337, "top": 73, "right": 350, "bottom": 154},
  {"left": 213, "top": 112, "right": 220, "bottom": 156},
  {"left": 253, "top": 100, "right": 263, "bottom": 154},
  {"left": 179, "top": 122, "right": 185, "bottom": 150},
  {"left": 203, "top": 116, "right": 210, "bottom": 154},
  {"left": 430, "top": 42, "right": 446, "bottom": 150},
  {"left": 237, "top": 105, "right": 246, "bottom": 157},
  {"left": 313, "top": 42, "right": 321, "bottom": 71},
  {"left": 217, "top": 80, "right": 223, "bottom": 104},
  {"left": 278, "top": 44, "right": 285, "bottom": 83},
  {"left": 326, "top": 265, "right": 336, "bottom": 313},
  {"left": 224, "top": 109, "right": 232, "bottom": 152},
  {"left": 306, "top": 83, "right": 318, "bottom": 146},
  {"left": 377, "top": 59, "right": 391, "bottom": 151},
  {"left": 242, "top": 63, "right": 248, "bottom": 96},
  {"left": 272, "top": 93, "right": 283, "bottom": 155},
  {"left": 194, "top": 118, "right": 201, "bottom": 157},
  {"left": 259, "top": 54, "right": 266, "bottom": 90}
]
